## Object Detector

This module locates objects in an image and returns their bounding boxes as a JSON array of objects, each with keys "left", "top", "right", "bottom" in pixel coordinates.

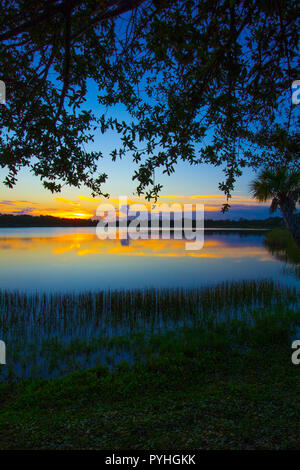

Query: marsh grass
[{"left": 0, "top": 280, "right": 299, "bottom": 380}]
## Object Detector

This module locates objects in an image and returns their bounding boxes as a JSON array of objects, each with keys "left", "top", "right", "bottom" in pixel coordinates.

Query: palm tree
[{"left": 250, "top": 168, "right": 300, "bottom": 250}]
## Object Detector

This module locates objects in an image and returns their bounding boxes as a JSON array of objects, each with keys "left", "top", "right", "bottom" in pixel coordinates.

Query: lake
[
  {"left": 0, "top": 227, "right": 298, "bottom": 291},
  {"left": 1, "top": 226, "right": 299, "bottom": 380}
]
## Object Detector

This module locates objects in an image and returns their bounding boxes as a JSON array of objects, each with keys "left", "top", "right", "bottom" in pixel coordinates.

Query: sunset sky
[
  {"left": 0, "top": 83, "right": 273, "bottom": 220},
  {"left": 0, "top": 160, "right": 272, "bottom": 220}
]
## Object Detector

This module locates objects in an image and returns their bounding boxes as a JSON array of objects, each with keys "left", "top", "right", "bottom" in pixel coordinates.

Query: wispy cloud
[
  {"left": 53, "top": 197, "right": 80, "bottom": 205},
  {"left": 0, "top": 192, "right": 271, "bottom": 220}
]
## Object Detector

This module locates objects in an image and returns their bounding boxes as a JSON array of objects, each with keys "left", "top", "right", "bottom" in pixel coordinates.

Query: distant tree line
[
  {"left": 0, "top": 213, "right": 288, "bottom": 229},
  {"left": 0, "top": 214, "right": 97, "bottom": 227}
]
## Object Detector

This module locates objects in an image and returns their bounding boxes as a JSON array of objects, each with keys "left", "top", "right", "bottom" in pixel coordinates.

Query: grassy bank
[{"left": 0, "top": 304, "right": 299, "bottom": 450}]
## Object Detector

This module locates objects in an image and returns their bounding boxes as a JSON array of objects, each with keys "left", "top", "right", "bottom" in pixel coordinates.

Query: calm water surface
[
  {"left": 1, "top": 227, "right": 299, "bottom": 380},
  {"left": 0, "top": 227, "right": 298, "bottom": 290}
]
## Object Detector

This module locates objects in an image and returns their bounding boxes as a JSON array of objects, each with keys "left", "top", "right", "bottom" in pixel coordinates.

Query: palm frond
[
  {"left": 250, "top": 168, "right": 300, "bottom": 205},
  {"left": 249, "top": 178, "right": 272, "bottom": 201}
]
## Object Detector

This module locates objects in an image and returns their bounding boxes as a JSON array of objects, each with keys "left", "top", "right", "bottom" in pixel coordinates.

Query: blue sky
[
  {"left": 0, "top": 59, "right": 274, "bottom": 220},
  {"left": 0, "top": 148, "right": 273, "bottom": 220}
]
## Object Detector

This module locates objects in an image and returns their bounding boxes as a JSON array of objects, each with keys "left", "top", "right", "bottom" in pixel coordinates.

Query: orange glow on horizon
[{"left": 0, "top": 193, "right": 269, "bottom": 219}]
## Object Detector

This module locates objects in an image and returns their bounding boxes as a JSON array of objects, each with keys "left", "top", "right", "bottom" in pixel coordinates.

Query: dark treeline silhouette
[
  {"left": 204, "top": 217, "right": 285, "bottom": 229},
  {"left": 0, "top": 214, "right": 97, "bottom": 227},
  {"left": 0, "top": 213, "right": 285, "bottom": 229}
]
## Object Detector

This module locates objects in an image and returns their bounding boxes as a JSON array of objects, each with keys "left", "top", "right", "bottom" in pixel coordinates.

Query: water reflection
[
  {"left": 0, "top": 227, "right": 298, "bottom": 290},
  {"left": 0, "top": 229, "right": 271, "bottom": 258},
  {"left": 264, "top": 230, "right": 300, "bottom": 279}
]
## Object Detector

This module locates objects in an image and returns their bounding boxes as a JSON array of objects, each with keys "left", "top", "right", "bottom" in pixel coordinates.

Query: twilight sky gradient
[
  {"left": 0, "top": 80, "right": 273, "bottom": 220},
  {"left": 0, "top": 159, "right": 273, "bottom": 220}
]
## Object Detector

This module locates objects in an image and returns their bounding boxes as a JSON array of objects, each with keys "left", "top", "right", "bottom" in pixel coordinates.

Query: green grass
[{"left": 0, "top": 306, "right": 299, "bottom": 450}]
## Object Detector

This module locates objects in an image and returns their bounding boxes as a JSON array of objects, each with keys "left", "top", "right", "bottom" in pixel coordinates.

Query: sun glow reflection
[{"left": 0, "top": 230, "right": 272, "bottom": 261}]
